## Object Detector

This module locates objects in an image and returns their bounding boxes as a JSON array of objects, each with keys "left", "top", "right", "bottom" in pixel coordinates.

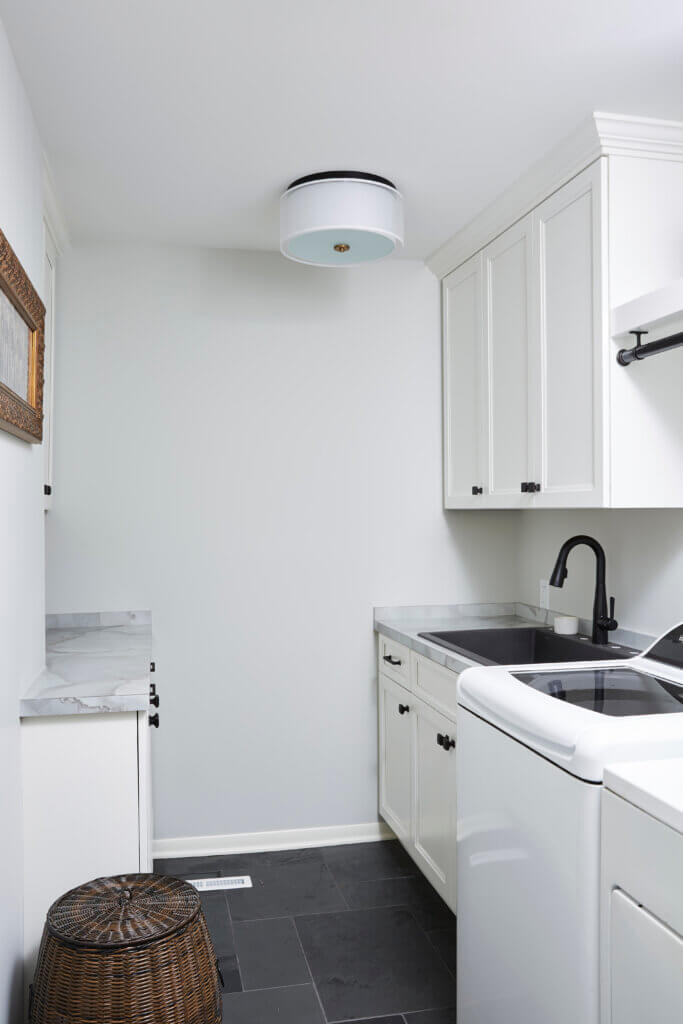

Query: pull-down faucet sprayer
[{"left": 549, "top": 535, "right": 618, "bottom": 645}]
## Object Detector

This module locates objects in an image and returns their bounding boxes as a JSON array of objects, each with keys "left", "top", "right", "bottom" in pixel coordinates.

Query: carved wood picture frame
[{"left": 0, "top": 227, "right": 46, "bottom": 443}]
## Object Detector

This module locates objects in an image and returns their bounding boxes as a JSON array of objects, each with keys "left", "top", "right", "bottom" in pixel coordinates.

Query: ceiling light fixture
[{"left": 280, "top": 171, "right": 404, "bottom": 267}]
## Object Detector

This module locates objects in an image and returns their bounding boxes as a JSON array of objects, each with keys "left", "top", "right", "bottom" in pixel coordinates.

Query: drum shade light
[{"left": 280, "top": 171, "right": 404, "bottom": 267}]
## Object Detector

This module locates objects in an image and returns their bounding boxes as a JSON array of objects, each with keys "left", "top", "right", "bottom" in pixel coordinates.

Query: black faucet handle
[{"left": 599, "top": 596, "right": 618, "bottom": 632}]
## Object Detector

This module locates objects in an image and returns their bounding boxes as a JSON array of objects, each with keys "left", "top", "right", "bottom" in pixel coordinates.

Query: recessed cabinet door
[
  {"left": 443, "top": 255, "right": 486, "bottom": 507},
  {"left": 532, "top": 160, "right": 606, "bottom": 507},
  {"left": 482, "top": 215, "right": 534, "bottom": 506},
  {"left": 413, "top": 701, "right": 456, "bottom": 907},
  {"left": 378, "top": 673, "right": 413, "bottom": 844}
]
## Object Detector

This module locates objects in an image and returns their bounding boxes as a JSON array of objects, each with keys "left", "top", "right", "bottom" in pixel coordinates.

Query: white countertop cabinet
[
  {"left": 20, "top": 614, "right": 155, "bottom": 1000},
  {"left": 439, "top": 114, "right": 683, "bottom": 509}
]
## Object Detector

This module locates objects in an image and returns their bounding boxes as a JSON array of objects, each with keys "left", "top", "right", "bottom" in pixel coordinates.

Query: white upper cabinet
[
  {"left": 437, "top": 113, "right": 683, "bottom": 509},
  {"left": 482, "top": 215, "right": 534, "bottom": 506},
  {"left": 532, "top": 162, "right": 606, "bottom": 507},
  {"left": 443, "top": 255, "right": 485, "bottom": 506}
]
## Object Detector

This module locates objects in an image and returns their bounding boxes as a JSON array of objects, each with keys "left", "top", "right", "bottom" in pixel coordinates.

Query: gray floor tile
[
  {"left": 154, "top": 855, "right": 223, "bottom": 878},
  {"left": 217, "top": 846, "right": 324, "bottom": 876},
  {"left": 200, "top": 893, "right": 234, "bottom": 956},
  {"left": 338, "top": 875, "right": 456, "bottom": 931},
  {"left": 426, "top": 927, "right": 457, "bottom": 975},
  {"left": 221, "top": 984, "right": 324, "bottom": 1024},
  {"left": 339, "top": 874, "right": 437, "bottom": 911},
  {"left": 403, "top": 1009, "right": 457, "bottom": 1024},
  {"left": 233, "top": 917, "right": 309, "bottom": 990},
  {"left": 217, "top": 953, "right": 242, "bottom": 994},
  {"left": 322, "top": 840, "right": 415, "bottom": 884},
  {"left": 227, "top": 858, "right": 345, "bottom": 921},
  {"left": 295, "top": 907, "right": 456, "bottom": 1022}
]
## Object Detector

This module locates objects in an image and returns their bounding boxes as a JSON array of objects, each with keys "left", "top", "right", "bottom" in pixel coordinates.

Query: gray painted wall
[{"left": 46, "top": 247, "right": 519, "bottom": 841}]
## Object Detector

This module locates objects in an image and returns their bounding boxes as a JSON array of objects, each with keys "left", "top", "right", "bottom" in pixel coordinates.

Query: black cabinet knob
[
  {"left": 521, "top": 481, "right": 541, "bottom": 493},
  {"left": 150, "top": 693, "right": 160, "bottom": 708},
  {"left": 398, "top": 703, "right": 410, "bottom": 715},
  {"left": 383, "top": 654, "right": 402, "bottom": 666},
  {"left": 472, "top": 486, "right": 483, "bottom": 495},
  {"left": 148, "top": 713, "right": 160, "bottom": 729}
]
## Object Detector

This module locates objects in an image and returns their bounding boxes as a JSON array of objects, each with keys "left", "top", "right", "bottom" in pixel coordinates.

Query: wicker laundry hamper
[{"left": 29, "top": 874, "right": 222, "bottom": 1024}]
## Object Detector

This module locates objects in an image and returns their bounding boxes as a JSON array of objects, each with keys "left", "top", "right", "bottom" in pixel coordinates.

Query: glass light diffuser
[{"left": 280, "top": 172, "right": 404, "bottom": 267}]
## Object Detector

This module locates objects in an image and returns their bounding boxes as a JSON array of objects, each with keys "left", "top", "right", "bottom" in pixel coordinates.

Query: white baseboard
[{"left": 153, "top": 820, "right": 395, "bottom": 860}]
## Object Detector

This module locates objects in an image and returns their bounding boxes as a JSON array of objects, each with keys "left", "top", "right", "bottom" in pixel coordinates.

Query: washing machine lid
[
  {"left": 458, "top": 621, "right": 683, "bottom": 782},
  {"left": 511, "top": 666, "right": 683, "bottom": 718}
]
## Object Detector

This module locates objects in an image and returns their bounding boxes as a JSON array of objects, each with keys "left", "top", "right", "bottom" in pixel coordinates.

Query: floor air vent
[{"left": 188, "top": 876, "right": 252, "bottom": 891}]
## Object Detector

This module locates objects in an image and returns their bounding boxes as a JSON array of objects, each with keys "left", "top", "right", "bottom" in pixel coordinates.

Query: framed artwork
[{"left": 0, "top": 227, "right": 45, "bottom": 443}]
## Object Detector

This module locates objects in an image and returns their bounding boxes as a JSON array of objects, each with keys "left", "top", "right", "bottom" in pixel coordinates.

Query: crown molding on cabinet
[{"left": 427, "top": 112, "right": 683, "bottom": 280}]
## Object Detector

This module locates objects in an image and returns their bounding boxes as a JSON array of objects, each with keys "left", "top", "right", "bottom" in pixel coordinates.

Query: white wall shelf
[{"left": 611, "top": 277, "right": 683, "bottom": 339}]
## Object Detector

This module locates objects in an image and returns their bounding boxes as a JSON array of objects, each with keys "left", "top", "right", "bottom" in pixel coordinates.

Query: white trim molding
[
  {"left": 153, "top": 820, "right": 395, "bottom": 860},
  {"left": 42, "top": 154, "right": 70, "bottom": 254},
  {"left": 427, "top": 112, "right": 683, "bottom": 280}
]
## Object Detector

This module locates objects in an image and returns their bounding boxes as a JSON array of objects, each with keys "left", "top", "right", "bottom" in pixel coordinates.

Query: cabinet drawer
[
  {"left": 414, "top": 654, "right": 459, "bottom": 720},
  {"left": 378, "top": 634, "right": 410, "bottom": 685}
]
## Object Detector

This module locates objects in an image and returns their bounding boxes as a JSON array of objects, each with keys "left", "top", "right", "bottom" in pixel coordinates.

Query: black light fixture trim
[{"left": 286, "top": 170, "right": 398, "bottom": 192}]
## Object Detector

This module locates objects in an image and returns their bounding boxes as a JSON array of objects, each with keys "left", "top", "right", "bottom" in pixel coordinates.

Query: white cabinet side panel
[{"left": 22, "top": 714, "right": 140, "bottom": 986}]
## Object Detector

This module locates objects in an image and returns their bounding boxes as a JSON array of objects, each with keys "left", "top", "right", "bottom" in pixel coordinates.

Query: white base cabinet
[
  {"left": 21, "top": 712, "right": 152, "bottom": 1001},
  {"left": 377, "top": 636, "right": 458, "bottom": 911}
]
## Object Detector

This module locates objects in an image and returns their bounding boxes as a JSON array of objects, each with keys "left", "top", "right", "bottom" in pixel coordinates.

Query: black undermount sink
[{"left": 417, "top": 627, "right": 637, "bottom": 667}]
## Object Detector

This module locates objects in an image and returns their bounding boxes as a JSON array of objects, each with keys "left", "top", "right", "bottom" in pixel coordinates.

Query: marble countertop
[
  {"left": 605, "top": 758, "right": 683, "bottom": 836},
  {"left": 374, "top": 602, "right": 651, "bottom": 675},
  {"left": 20, "top": 611, "right": 153, "bottom": 718}
]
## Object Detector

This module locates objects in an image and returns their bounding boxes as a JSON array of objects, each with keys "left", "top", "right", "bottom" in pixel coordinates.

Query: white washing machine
[
  {"left": 456, "top": 623, "right": 683, "bottom": 1024},
  {"left": 601, "top": 758, "right": 683, "bottom": 1024}
]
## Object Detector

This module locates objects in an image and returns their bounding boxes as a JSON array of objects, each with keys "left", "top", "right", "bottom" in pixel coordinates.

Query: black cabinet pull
[
  {"left": 383, "top": 654, "right": 402, "bottom": 666},
  {"left": 522, "top": 481, "right": 541, "bottom": 493},
  {"left": 398, "top": 703, "right": 410, "bottom": 715},
  {"left": 437, "top": 732, "right": 454, "bottom": 750},
  {"left": 148, "top": 713, "right": 160, "bottom": 728},
  {"left": 471, "top": 485, "right": 483, "bottom": 495},
  {"left": 150, "top": 693, "right": 160, "bottom": 708}
]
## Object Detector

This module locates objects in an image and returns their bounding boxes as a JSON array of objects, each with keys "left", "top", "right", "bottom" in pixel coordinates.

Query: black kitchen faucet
[{"left": 549, "top": 535, "right": 618, "bottom": 645}]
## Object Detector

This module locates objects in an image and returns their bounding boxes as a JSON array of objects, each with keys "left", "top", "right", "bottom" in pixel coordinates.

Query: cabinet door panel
[
  {"left": 443, "top": 255, "right": 485, "bottom": 507},
  {"left": 483, "top": 217, "right": 533, "bottom": 504},
  {"left": 533, "top": 161, "right": 606, "bottom": 506},
  {"left": 414, "top": 702, "right": 456, "bottom": 906},
  {"left": 378, "top": 673, "right": 413, "bottom": 843}
]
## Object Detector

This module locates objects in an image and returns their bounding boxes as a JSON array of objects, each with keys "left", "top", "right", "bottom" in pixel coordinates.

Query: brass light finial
[{"left": 333, "top": 243, "right": 350, "bottom": 253}]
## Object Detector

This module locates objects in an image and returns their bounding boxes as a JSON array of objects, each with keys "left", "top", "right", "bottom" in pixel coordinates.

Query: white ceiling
[{"left": 2, "top": 0, "right": 683, "bottom": 259}]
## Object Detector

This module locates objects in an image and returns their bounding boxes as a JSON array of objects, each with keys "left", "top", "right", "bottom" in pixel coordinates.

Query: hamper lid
[{"left": 46, "top": 874, "right": 200, "bottom": 948}]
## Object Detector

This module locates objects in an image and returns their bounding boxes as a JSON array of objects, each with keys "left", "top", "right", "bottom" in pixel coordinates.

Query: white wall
[
  {"left": 0, "top": 19, "right": 46, "bottom": 1024},
  {"left": 517, "top": 510, "right": 683, "bottom": 638},
  {"left": 45, "top": 246, "right": 519, "bottom": 841}
]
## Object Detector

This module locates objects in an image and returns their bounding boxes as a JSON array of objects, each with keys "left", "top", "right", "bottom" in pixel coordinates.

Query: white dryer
[
  {"left": 457, "top": 623, "right": 683, "bottom": 1024},
  {"left": 601, "top": 758, "right": 683, "bottom": 1024}
]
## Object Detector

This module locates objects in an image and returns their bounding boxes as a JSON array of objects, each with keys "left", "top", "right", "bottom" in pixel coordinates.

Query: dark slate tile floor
[{"left": 156, "top": 840, "right": 457, "bottom": 1023}]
